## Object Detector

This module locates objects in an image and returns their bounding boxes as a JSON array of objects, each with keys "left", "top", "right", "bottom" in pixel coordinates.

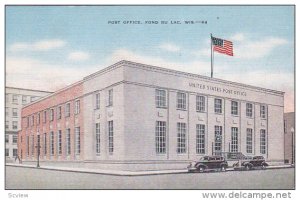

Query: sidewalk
[{"left": 6, "top": 163, "right": 293, "bottom": 176}]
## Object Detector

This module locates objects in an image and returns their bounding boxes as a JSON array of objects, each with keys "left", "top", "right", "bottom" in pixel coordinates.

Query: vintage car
[
  {"left": 233, "top": 156, "right": 268, "bottom": 170},
  {"left": 187, "top": 156, "right": 228, "bottom": 172}
]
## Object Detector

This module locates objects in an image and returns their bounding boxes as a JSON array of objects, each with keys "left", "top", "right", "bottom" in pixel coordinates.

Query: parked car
[
  {"left": 187, "top": 156, "right": 228, "bottom": 172},
  {"left": 233, "top": 156, "right": 268, "bottom": 170}
]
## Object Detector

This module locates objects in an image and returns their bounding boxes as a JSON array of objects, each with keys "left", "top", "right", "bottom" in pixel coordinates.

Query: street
[{"left": 5, "top": 166, "right": 294, "bottom": 189}]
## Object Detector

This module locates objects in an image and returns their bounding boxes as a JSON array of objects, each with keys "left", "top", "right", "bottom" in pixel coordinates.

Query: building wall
[
  {"left": 5, "top": 87, "right": 52, "bottom": 161},
  {"left": 284, "top": 112, "right": 295, "bottom": 164}
]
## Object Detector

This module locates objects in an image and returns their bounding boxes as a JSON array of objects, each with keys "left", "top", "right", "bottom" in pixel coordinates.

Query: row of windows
[
  {"left": 93, "top": 121, "right": 114, "bottom": 154},
  {"left": 25, "top": 100, "right": 80, "bottom": 127},
  {"left": 5, "top": 135, "right": 18, "bottom": 144},
  {"left": 5, "top": 149, "right": 18, "bottom": 157},
  {"left": 94, "top": 89, "right": 113, "bottom": 110},
  {"left": 5, "top": 107, "right": 19, "bottom": 118},
  {"left": 155, "top": 121, "right": 267, "bottom": 155},
  {"left": 6, "top": 94, "right": 38, "bottom": 104},
  {"left": 155, "top": 89, "right": 267, "bottom": 118},
  {"left": 5, "top": 121, "right": 18, "bottom": 130}
]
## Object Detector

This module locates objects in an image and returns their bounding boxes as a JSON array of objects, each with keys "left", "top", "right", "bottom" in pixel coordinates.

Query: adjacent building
[
  {"left": 284, "top": 112, "right": 295, "bottom": 164},
  {"left": 18, "top": 60, "right": 285, "bottom": 170},
  {"left": 5, "top": 87, "right": 52, "bottom": 162}
]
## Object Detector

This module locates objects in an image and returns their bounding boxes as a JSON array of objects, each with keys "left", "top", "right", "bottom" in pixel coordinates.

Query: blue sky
[{"left": 5, "top": 6, "right": 294, "bottom": 111}]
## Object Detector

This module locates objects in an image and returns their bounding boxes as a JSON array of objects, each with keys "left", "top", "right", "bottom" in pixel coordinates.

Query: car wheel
[
  {"left": 261, "top": 164, "right": 267, "bottom": 170},
  {"left": 221, "top": 165, "right": 226, "bottom": 172},
  {"left": 198, "top": 166, "right": 205, "bottom": 173}
]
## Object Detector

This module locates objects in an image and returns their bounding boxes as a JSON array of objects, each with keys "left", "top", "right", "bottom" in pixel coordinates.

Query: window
[
  {"left": 284, "top": 120, "right": 287, "bottom": 134},
  {"left": 13, "top": 135, "right": 18, "bottom": 144},
  {"left": 50, "top": 109, "right": 54, "bottom": 121},
  {"left": 177, "top": 122, "right": 186, "bottom": 154},
  {"left": 5, "top": 135, "right": 9, "bottom": 143},
  {"left": 43, "top": 110, "right": 47, "bottom": 123},
  {"left": 214, "top": 126, "right": 222, "bottom": 153},
  {"left": 5, "top": 149, "right": 9, "bottom": 157},
  {"left": 13, "top": 121, "right": 18, "bottom": 130},
  {"left": 260, "top": 105, "right": 266, "bottom": 119},
  {"left": 75, "top": 100, "right": 80, "bottom": 115},
  {"left": 231, "top": 101, "right": 238, "bottom": 115},
  {"left": 31, "top": 135, "right": 34, "bottom": 156},
  {"left": 5, "top": 107, "right": 9, "bottom": 116},
  {"left": 75, "top": 127, "right": 81, "bottom": 154},
  {"left": 108, "top": 121, "right": 114, "bottom": 153},
  {"left": 155, "top": 121, "right": 166, "bottom": 154},
  {"left": 50, "top": 131, "right": 54, "bottom": 155},
  {"left": 66, "top": 129, "right": 71, "bottom": 155},
  {"left": 196, "top": 95, "right": 205, "bottom": 112},
  {"left": 22, "top": 96, "right": 27, "bottom": 104},
  {"left": 231, "top": 127, "right": 238, "bottom": 152},
  {"left": 196, "top": 124, "right": 205, "bottom": 154},
  {"left": 5, "top": 121, "right": 9, "bottom": 129},
  {"left": 26, "top": 136, "right": 29, "bottom": 156},
  {"left": 155, "top": 89, "right": 167, "bottom": 108},
  {"left": 12, "top": 108, "right": 18, "bottom": 117},
  {"left": 27, "top": 117, "right": 30, "bottom": 127},
  {"left": 57, "top": 106, "right": 62, "bottom": 120},
  {"left": 95, "top": 93, "right": 100, "bottom": 109},
  {"left": 31, "top": 115, "right": 34, "bottom": 126},
  {"left": 37, "top": 113, "right": 40, "bottom": 125},
  {"left": 30, "top": 96, "right": 35, "bottom": 102},
  {"left": 13, "top": 149, "right": 18, "bottom": 157},
  {"left": 43, "top": 133, "right": 47, "bottom": 155},
  {"left": 108, "top": 89, "right": 113, "bottom": 107},
  {"left": 246, "top": 103, "right": 253, "bottom": 118},
  {"left": 177, "top": 92, "right": 187, "bottom": 110},
  {"left": 95, "top": 123, "right": 101, "bottom": 154},
  {"left": 214, "top": 99, "right": 222, "bottom": 114},
  {"left": 12, "top": 95, "right": 18, "bottom": 104},
  {"left": 260, "top": 129, "right": 266, "bottom": 154},
  {"left": 57, "top": 130, "right": 62, "bottom": 155},
  {"left": 246, "top": 128, "right": 253, "bottom": 154},
  {"left": 65, "top": 103, "right": 70, "bottom": 117}
]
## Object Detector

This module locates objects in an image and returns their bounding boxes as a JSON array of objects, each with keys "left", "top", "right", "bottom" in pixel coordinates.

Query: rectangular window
[
  {"left": 66, "top": 129, "right": 71, "bottom": 155},
  {"left": 50, "top": 109, "right": 54, "bottom": 121},
  {"left": 22, "top": 96, "right": 27, "bottom": 104},
  {"left": 177, "top": 122, "right": 186, "bottom": 154},
  {"left": 260, "top": 129, "right": 266, "bottom": 154},
  {"left": 75, "top": 127, "right": 81, "bottom": 154},
  {"left": 30, "top": 96, "right": 35, "bottom": 102},
  {"left": 13, "top": 121, "right": 18, "bottom": 130},
  {"left": 43, "top": 110, "right": 47, "bottom": 123},
  {"left": 57, "top": 106, "right": 62, "bottom": 120},
  {"left": 155, "top": 121, "right": 166, "bottom": 154},
  {"left": 27, "top": 117, "right": 30, "bottom": 127},
  {"left": 246, "top": 128, "right": 253, "bottom": 154},
  {"left": 246, "top": 103, "right": 253, "bottom": 118},
  {"left": 5, "top": 135, "right": 9, "bottom": 143},
  {"left": 50, "top": 131, "right": 54, "bottom": 155},
  {"left": 231, "top": 127, "right": 238, "bottom": 153},
  {"left": 231, "top": 101, "right": 238, "bottom": 115},
  {"left": 214, "top": 126, "right": 223, "bottom": 153},
  {"left": 155, "top": 89, "right": 167, "bottom": 108},
  {"left": 58, "top": 130, "right": 62, "bottom": 155},
  {"left": 75, "top": 100, "right": 80, "bottom": 115},
  {"left": 108, "top": 89, "right": 113, "bottom": 107},
  {"left": 44, "top": 133, "right": 47, "bottom": 155},
  {"left": 12, "top": 108, "right": 18, "bottom": 117},
  {"left": 214, "top": 99, "right": 222, "bottom": 114},
  {"left": 177, "top": 92, "right": 187, "bottom": 110},
  {"left": 196, "top": 124, "right": 205, "bottom": 154},
  {"left": 31, "top": 115, "right": 34, "bottom": 126},
  {"left": 95, "top": 123, "right": 101, "bottom": 154},
  {"left": 260, "top": 105, "right": 266, "bottom": 119},
  {"left": 13, "top": 149, "right": 18, "bottom": 157},
  {"left": 108, "top": 121, "right": 114, "bottom": 153},
  {"left": 31, "top": 135, "right": 34, "bottom": 156},
  {"left": 26, "top": 136, "right": 29, "bottom": 156},
  {"left": 95, "top": 93, "right": 100, "bottom": 109},
  {"left": 5, "top": 107, "right": 9, "bottom": 116},
  {"left": 5, "top": 149, "right": 9, "bottom": 157},
  {"left": 12, "top": 95, "right": 18, "bottom": 104},
  {"left": 13, "top": 135, "right": 18, "bottom": 144},
  {"left": 37, "top": 113, "right": 40, "bottom": 125},
  {"left": 65, "top": 103, "right": 70, "bottom": 117},
  {"left": 196, "top": 95, "right": 205, "bottom": 112},
  {"left": 284, "top": 120, "right": 287, "bottom": 134},
  {"left": 5, "top": 121, "right": 9, "bottom": 129}
]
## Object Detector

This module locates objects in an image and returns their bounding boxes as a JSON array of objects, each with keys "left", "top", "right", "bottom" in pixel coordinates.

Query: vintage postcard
[{"left": 4, "top": 4, "right": 295, "bottom": 193}]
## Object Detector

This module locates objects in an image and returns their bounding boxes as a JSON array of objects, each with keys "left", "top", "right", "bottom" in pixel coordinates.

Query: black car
[
  {"left": 234, "top": 156, "right": 268, "bottom": 170},
  {"left": 187, "top": 156, "right": 228, "bottom": 172}
]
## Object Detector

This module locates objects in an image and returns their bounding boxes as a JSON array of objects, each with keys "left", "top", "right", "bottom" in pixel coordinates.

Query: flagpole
[{"left": 210, "top": 33, "right": 214, "bottom": 78}]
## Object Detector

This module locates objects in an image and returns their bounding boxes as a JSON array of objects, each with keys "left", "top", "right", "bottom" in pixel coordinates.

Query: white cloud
[
  {"left": 158, "top": 43, "right": 181, "bottom": 52},
  {"left": 68, "top": 51, "right": 90, "bottom": 61},
  {"left": 9, "top": 39, "right": 66, "bottom": 52},
  {"left": 230, "top": 33, "right": 246, "bottom": 42}
]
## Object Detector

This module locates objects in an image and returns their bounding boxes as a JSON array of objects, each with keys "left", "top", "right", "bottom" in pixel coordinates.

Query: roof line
[{"left": 6, "top": 86, "right": 53, "bottom": 93}]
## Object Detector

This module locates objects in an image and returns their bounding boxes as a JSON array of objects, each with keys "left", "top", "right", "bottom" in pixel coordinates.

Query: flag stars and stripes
[{"left": 212, "top": 36, "right": 233, "bottom": 56}]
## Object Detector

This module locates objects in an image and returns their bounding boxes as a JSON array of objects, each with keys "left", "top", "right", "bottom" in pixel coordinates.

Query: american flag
[{"left": 212, "top": 36, "right": 233, "bottom": 56}]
